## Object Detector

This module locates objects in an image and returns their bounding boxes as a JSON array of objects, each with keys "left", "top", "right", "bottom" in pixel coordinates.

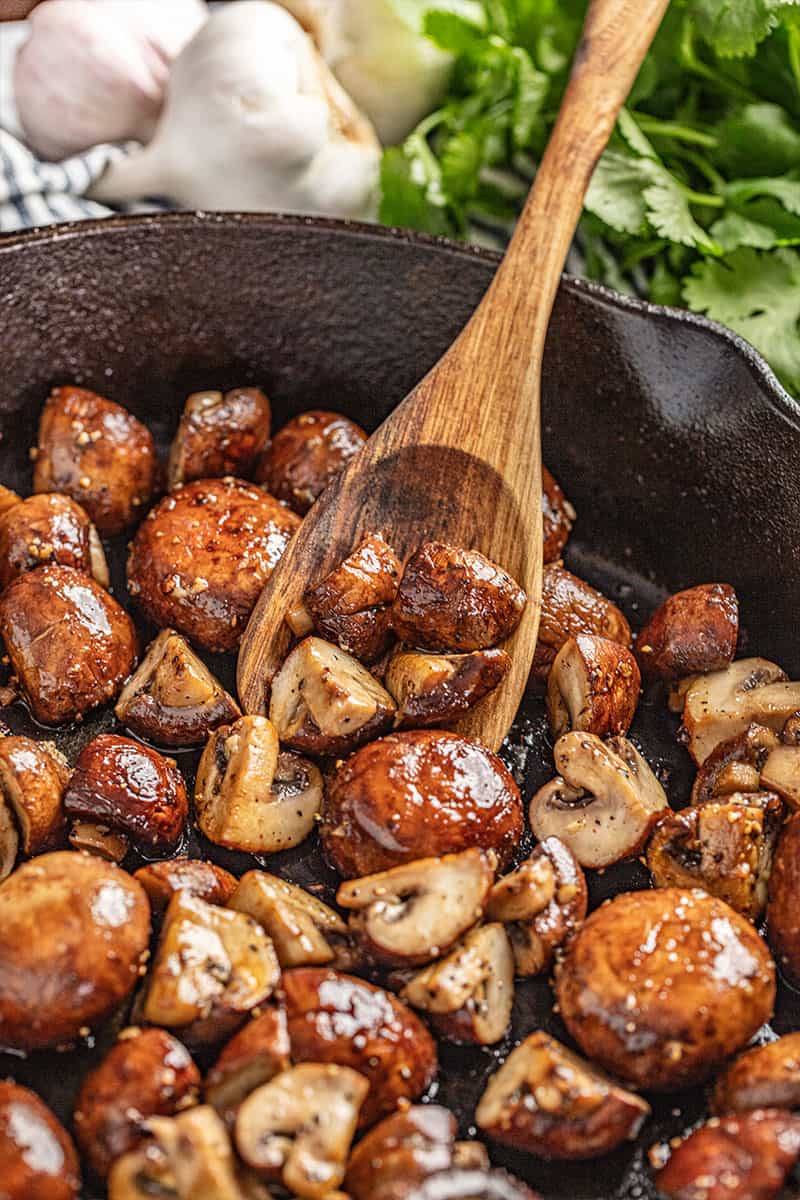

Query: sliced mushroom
[
  {"left": 401, "top": 923, "right": 514, "bottom": 1045},
  {"left": 168, "top": 387, "right": 271, "bottom": 490},
  {"left": 406, "top": 1169, "right": 540, "bottom": 1200},
  {"left": 304, "top": 532, "right": 401, "bottom": 663},
  {"left": 0, "top": 492, "right": 109, "bottom": 590},
  {"left": 204, "top": 1008, "right": 291, "bottom": 1121},
  {"left": 134, "top": 858, "right": 238, "bottom": 915},
  {"left": 712, "top": 1033, "right": 800, "bottom": 1114},
  {"left": 680, "top": 657, "right": 800, "bottom": 764},
  {"left": 646, "top": 793, "right": 783, "bottom": 920},
  {"left": 337, "top": 848, "right": 494, "bottom": 966},
  {"left": 270, "top": 636, "right": 396, "bottom": 756},
  {"left": 635, "top": 583, "right": 739, "bottom": 683},
  {"left": 531, "top": 563, "right": 631, "bottom": 687},
  {"left": 529, "top": 733, "right": 669, "bottom": 869},
  {"left": 767, "top": 811, "right": 800, "bottom": 988},
  {"left": 228, "top": 871, "right": 353, "bottom": 970},
  {"left": 486, "top": 837, "right": 587, "bottom": 976},
  {"left": 345, "top": 1105, "right": 480, "bottom": 1200},
  {"left": 109, "top": 1105, "right": 243, "bottom": 1200},
  {"left": 691, "top": 723, "right": 781, "bottom": 805},
  {"left": 546, "top": 634, "right": 640, "bottom": 739},
  {"left": 385, "top": 647, "right": 511, "bottom": 729},
  {"left": 68, "top": 820, "right": 129, "bottom": 863},
  {"left": 0, "top": 736, "right": 69, "bottom": 880},
  {"left": 140, "top": 891, "right": 280, "bottom": 1047},
  {"left": 235, "top": 1063, "right": 368, "bottom": 1197},
  {"left": 115, "top": 629, "right": 241, "bottom": 747},
  {"left": 475, "top": 1030, "right": 650, "bottom": 1159},
  {"left": 195, "top": 716, "right": 322, "bottom": 853}
]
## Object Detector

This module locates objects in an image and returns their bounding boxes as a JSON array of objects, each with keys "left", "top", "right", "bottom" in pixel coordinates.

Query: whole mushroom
[
  {"left": 531, "top": 563, "right": 630, "bottom": 686},
  {"left": 0, "top": 735, "right": 69, "bottom": 880},
  {"left": 712, "top": 1033, "right": 800, "bottom": 1114},
  {"left": 0, "top": 1081, "right": 81, "bottom": 1200},
  {"left": 303, "top": 531, "right": 401, "bottom": 663},
  {"left": 0, "top": 492, "right": 108, "bottom": 590},
  {"left": 256, "top": 409, "right": 367, "bottom": 515},
  {"left": 204, "top": 1008, "right": 291, "bottom": 1122},
  {"left": 168, "top": 387, "right": 271, "bottom": 490},
  {"left": 635, "top": 582, "right": 739, "bottom": 683},
  {"left": 766, "top": 810, "right": 800, "bottom": 988},
  {"left": 655, "top": 1109, "right": 800, "bottom": 1200}
]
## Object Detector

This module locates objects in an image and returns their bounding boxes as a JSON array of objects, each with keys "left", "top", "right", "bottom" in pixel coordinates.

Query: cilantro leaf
[
  {"left": 688, "top": 0, "right": 778, "bottom": 57},
  {"left": 714, "top": 103, "right": 800, "bottom": 177},
  {"left": 725, "top": 175, "right": 800, "bottom": 214},
  {"left": 584, "top": 150, "right": 653, "bottom": 236},
  {"left": 643, "top": 176, "right": 722, "bottom": 253},
  {"left": 710, "top": 211, "right": 791, "bottom": 249},
  {"left": 423, "top": 10, "right": 486, "bottom": 51},
  {"left": 379, "top": 147, "right": 455, "bottom": 235}
]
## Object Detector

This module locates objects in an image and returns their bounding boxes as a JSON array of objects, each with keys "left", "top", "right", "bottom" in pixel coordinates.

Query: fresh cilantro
[{"left": 687, "top": 0, "right": 778, "bottom": 58}]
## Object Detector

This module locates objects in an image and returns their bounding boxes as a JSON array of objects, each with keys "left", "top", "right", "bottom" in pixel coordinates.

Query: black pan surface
[{"left": 0, "top": 214, "right": 798, "bottom": 1199}]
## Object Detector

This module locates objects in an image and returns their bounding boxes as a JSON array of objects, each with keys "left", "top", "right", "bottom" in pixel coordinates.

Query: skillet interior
[{"left": 0, "top": 213, "right": 798, "bottom": 1199}]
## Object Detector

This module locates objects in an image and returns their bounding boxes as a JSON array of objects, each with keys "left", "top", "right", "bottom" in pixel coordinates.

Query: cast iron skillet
[{"left": 0, "top": 213, "right": 799, "bottom": 1200}]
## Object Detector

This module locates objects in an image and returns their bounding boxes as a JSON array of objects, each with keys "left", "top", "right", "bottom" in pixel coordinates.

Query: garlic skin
[
  {"left": 92, "top": 1, "right": 381, "bottom": 221},
  {"left": 13, "top": 0, "right": 208, "bottom": 161}
]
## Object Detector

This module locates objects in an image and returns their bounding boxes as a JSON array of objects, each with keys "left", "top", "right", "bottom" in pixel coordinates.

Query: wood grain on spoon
[{"left": 238, "top": 0, "right": 670, "bottom": 751}]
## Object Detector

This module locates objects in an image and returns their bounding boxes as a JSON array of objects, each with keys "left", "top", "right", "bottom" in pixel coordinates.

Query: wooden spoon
[{"left": 238, "top": 0, "right": 669, "bottom": 751}]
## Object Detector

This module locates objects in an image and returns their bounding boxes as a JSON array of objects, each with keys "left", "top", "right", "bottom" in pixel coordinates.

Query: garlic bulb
[
  {"left": 13, "top": 0, "right": 207, "bottom": 161},
  {"left": 91, "top": 1, "right": 380, "bottom": 221}
]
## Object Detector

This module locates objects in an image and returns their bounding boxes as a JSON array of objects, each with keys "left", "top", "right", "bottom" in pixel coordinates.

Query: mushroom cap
[
  {"left": 655, "top": 1109, "right": 800, "bottom": 1200},
  {"left": 635, "top": 582, "right": 738, "bottom": 683},
  {"left": 345, "top": 1105, "right": 460, "bottom": 1200},
  {"left": 229, "top": 870, "right": 349, "bottom": 969},
  {"left": 204, "top": 1007, "right": 291, "bottom": 1120},
  {"left": 680, "top": 657, "right": 800, "bottom": 764},
  {"left": 305, "top": 531, "right": 401, "bottom": 663},
  {"left": 546, "top": 633, "right": 640, "bottom": 739},
  {"left": 767, "top": 811, "right": 800, "bottom": 988},
  {"left": 0, "top": 1080, "right": 81, "bottom": 1200},
  {"left": 0, "top": 492, "right": 107, "bottom": 590},
  {"left": 712, "top": 1032, "right": 800, "bottom": 1115},
  {"left": 256, "top": 409, "right": 367, "bottom": 515},
  {"left": 532, "top": 562, "right": 630, "bottom": 685},
  {"left": 133, "top": 857, "right": 238, "bottom": 915},
  {"left": 168, "top": 387, "right": 271, "bottom": 490}
]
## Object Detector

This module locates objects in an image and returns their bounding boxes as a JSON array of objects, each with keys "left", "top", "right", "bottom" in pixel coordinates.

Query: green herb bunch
[{"left": 380, "top": 0, "right": 800, "bottom": 394}]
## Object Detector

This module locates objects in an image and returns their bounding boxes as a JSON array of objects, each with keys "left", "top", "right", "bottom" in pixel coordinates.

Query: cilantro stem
[
  {"left": 678, "top": 149, "right": 726, "bottom": 194},
  {"left": 678, "top": 18, "right": 757, "bottom": 104},
  {"left": 789, "top": 27, "right": 800, "bottom": 98},
  {"left": 632, "top": 116, "right": 718, "bottom": 150},
  {"left": 678, "top": 186, "right": 724, "bottom": 209}
]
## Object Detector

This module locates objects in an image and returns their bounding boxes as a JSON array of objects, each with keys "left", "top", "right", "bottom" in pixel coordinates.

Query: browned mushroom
[
  {"left": 270, "top": 637, "right": 396, "bottom": 755},
  {"left": 140, "top": 891, "right": 280, "bottom": 1047},
  {"left": 401, "top": 922, "right": 514, "bottom": 1045},
  {"left": 531, "top": 563, "right": 631, "bottom": 686},
  {"left": 282, "top": 967, "right": 438, "bottom": 1127},
  {"left": 33, "top": 385, "right": 160, "bottom": 535},
  {"left": 337, "top": 848, "right": 494, "bottom": 966},
  {"left": 196, "top": 716, "right": 323, "bottom": 852},
  {"left": 204, "top": 1008, "right": 291, "bottom": 1121},
  {"left": 555, "top": 888, "right": 776, "bottom": 1090},
  {"left": 408, "top": 1170, "right": 541, "bottom": 1200},
  {"left": 168, "top": 387, "right": 271, "bottom": 490},
  {"left": 0, "top": 492, "right": 108, "bottom": 590},
  {"left": 646, "top": 793, "right": 783, "bottom": 920},
  {"left": 542, "top": 466, "right": 574, "bottom": 563},
  {"left": 0, "top": 851, "right": 151, "bottom": 1051},
  {"left": 68, "top": 820, "right": 130, "bottom": 863},
  {"left": 74, "top": 1026, "right": 201, "bottom": 1178},
  {"left": 0, "top": 1080, "right": 81, "bottom": 1200},
  {"left": 711, "top": 1033, "right": 800, "bottom": 1115},
  {"left": 486, "top": 837, "right": 587, "bottom": 975},
  {"left": 134, "top": 858, "right": 238, "bottom": 915},
  {"left": 654, "top": 1109, "right": 800, "bottom": 1200},
  {"left": 0, "top": 485, "right": 20, "bottom": 518},
  {"left": 385, "top": 647, "right": 511, "bottom": 728},
  {"left": 235, "top": 1063, "right": 368, "bottom": 1197},
  {"left": 228, "top": 871, "right": 353, "bottom": 969},
  {"left": 546, "top": 634, "right": 640, "bottom": 738},
  {"left": 127, "top": 478, "right": 300, "bottom": 653},
  {"left": 0, "top": 563, "right": 138, "bottom": 725},
  {"left": 321, "top": 730, "right": 523, "bottom": 878},
  {"left": 115, "top": 629, "right": 240, "bottom": 747},
  {"left": 691, "top": 724, "right": 780, "bottom": 804},
  {"left": 679, "top": 658, "right": 800, "bottom": 764},
  {"left": 255, "top": 409, "right": 367, "bottom": 515},
  {"left": 392, "top": 541, "right": 526, "bottom": 652},
  {"left": 475, "top": 1031, "right": 650, "bottom": 1159},
  {"left": 303, "top": 532, "right": 402, "bottom": 663},
  {"left": 635, "top": 583, "right": 739, "bottom": 683},
  {"left": 529, "top": 733, "right": 669, "bottom": 868},
  {"left": 0, "top": 735, "right": 69, "bottom": 879},
  {"left": 64, "top": 734, "right": 188, "bottom": 855},
  {"left": 767, "top": 811, "right": 800, "bottom": 988},
  {"left": 108, "top": 1105, "right": 243, "bottom": 1200}
]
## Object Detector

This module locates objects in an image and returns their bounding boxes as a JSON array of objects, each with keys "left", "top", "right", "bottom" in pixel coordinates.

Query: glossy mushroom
[
  {"left": 228, "top": 871, "right": 353, "bottom": 969},
  {"left": 168, "top": 387, "right": 271, "bottom": 489},
  {"left": 0, "top": 735, "right": 69, "bottom": 880},
  {"left": 0, "top": 1080, "right": 81, "bottom": 1200},
  {"left": 679, "top": 658, "right": 800, "bottom": 764},
  {"left": 767, "top": 811, "right": 800, "bottom": 988},
  {"left": 133, "top": 858, "right": 238, "bottom": 915},
  {"left": 691, "top": 721, "right": 800, "bottom": 813},
  {"left": 255, "top": 408, "right": 367, "bottom": 515},
  {"left": 108, "top": 1105, "right": 242, "bottom": 1200},
  {"left": 541, "top": 466, "right": 574, "bottom": 563},
  {"left": 0, "top": 492, "right": 108, "bottom": 590},
  {"left": 385, "top": 646, "right": 511, "bottom": 728},
  {"left": 204, "top": 1008, "right": 291, "bottom": 1121},
  {"left": 303, "top": 531, "right": 401, "bottom": 662},
  {"left": 635, "top": 582, "right": 738, "bottom": 683},
  {"left": 531, "top": 562, "right": 630, "bottom": 686},
  {"left": 712, "top": 1033, "right": 800, "bottom": 1114},
  {"left": 546, "top": 633, "right": 640, "bottom": 739}
]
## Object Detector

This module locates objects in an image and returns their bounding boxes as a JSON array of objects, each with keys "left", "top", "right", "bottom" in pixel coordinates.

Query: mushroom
[
  {"left": 767, "top": 811, "right": 800, "bottom": 988},
  {"left": 555, "top": 887, "right": 776, "bottom": 1091},
  {"left": 269, "top": 637, "right": 396, "bottom": 756},
  {"left": 0, "top": 1080, "right": 81, "bottom": 1200},
  {"left": 33, "top": 386, "right": 161, "bottom": 535},
  {"left": 0, "top": 735, "right": 69, "bottom": 880},
  {"left": 74, "top": 1026, "right": 201, "bottom": 1178},
  {"left": 235, "top": 1063, "right": 367, "bottom": 1197},
  {"left": 115, "top": 628, "right": 241, "bottom": 748},
  {"left": 531, "top": 562, "right": 631, "bottom": 686},
  {"left": 204, "top": 1008, "right": 291, "bottom": 1121},
  {"left": 64, "top": 734, "right": 188, "bottom": 855},
  {"left": 337, "top": 848, "right": 494, "bottom": 966},
  {"left": 108, "top": 1105, "right": 243, "bottom": 1200},
  {"left": 228, "top": 871, "right": 353, "bottom": 969},
  {"left": 0, "top": 485, "right": 20, "bottom": 518},
  {"left": 712, "top": 1033, "right": 800, "bottom": 1115},
  {"left": 542, "top": 466, "right": 575, "bottom": 563},
  {"left": 0, "top": 851, "right": 150, "bottom": 1051},
  {"left": 646, "top": 793, "right": 783, "bottom": 920},
  {"left": 127, "top": 478, "right": 300, "bottom": 653},
  {"left": 256, "top": 410, "right": 368, "bottom": 515},
  {"left": 168, "top": 387, "right": 271, "bottom": 490},
  {"left": 635, "top": 583, "right": 739, "bottom": 683},
  {"left": 0, "top": 492, "right": 108, "bottom": 590},
  {"left": 68, "top": 820, "right": 130, "bottom": 863},
  {"left": 679, "top": 657, "right": 800, "bottom": 764},
  {"left": 654, "top": 1109, "right": 800, "bottom": 1200},
  {"left": 321, "top": 730, "right": 523, "bottom": 878},
  {"left": 691, "top": 723, "right": 782, "bottom": 805},
  {"left": 475, "top": 1030, "right": 650, "bottom": 1159},
  {"left": 282, "top": 967, "right": 438, "bottom": 1127},
  {"left": 140, "top": 891, "right": 280, "bottom": 1047},
  {"left": 134, "top": 858, "right": 238, "bottom": 916},
  {"left": 385, "top": 647, "right": 511, "bottom": 728},
  {"left": 195, "top": 716, "right": 323, "bottom": 853},
  {"left": 486, "top": 837, "right": 587, "bottom": 976},
  {"left": 529, "top": 733, "right": 669, "bottom": 869},
  {"left": 0, "top": 563, "right": 138, "bottom": 725},
  {"left": 392, "top": 541, "right": 526, "bottom": 653},
  {"left": 302, "top": 532, "right": 401, "bottom": 663},
  {"left": 401, "top": 922, "right": 514, "bottom": 1045},
  {"left": 546, "top": 633, "right": 640, "bottom": 739}
]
